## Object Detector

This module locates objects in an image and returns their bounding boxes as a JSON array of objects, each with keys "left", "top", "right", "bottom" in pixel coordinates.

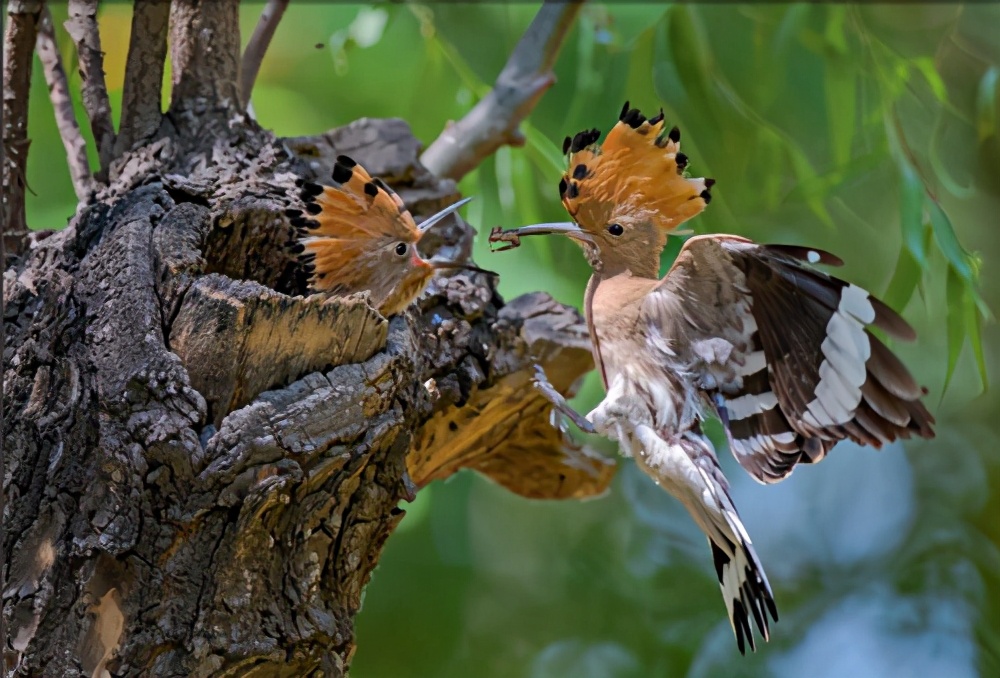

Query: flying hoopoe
[
  {"left": 287, "top": 155, "right": 479, "bottom": 316},
  {"left": 489, "top": 102, "right": 935, "bottom": 654}
]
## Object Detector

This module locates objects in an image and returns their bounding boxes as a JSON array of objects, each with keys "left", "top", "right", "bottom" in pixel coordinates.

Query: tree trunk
[{"left": 2, "top": 3, "right": 611, "bottom": 675}]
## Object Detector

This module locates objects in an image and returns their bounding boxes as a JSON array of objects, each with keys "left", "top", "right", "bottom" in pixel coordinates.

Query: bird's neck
[{"left": 593, "top": 256, "right": 661, "bottom": 280}]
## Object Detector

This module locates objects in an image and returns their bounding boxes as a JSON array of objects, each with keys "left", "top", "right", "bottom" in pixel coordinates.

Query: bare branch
[
  {"left": 37, "top": 7, "right": 94, "bottom": 202},
  {"left": 169, "top": 0, "right": 241, "bottom": 114},
  {"left": 419, "top": 0, "right": 582, "bottom": 181},
  {"left": 114, "top": 0, "right": 170, "bottom": 159},
  {"left": 2, "top": 0, "right": 44, "bottom": 262},
  {"left": 239, "top": 0, "right": 289, "bottom": 110},
  {"left": 64, "top": 0, "right": 115, "bottom": 174}
]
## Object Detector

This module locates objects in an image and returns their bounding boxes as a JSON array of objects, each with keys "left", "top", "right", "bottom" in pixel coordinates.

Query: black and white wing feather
[{"left": 642, "top": 234, "right": 935, "bottom": 484}]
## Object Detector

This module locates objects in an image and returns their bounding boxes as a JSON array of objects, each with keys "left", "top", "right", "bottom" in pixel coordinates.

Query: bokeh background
[{"left": 23, "top": 3, "right": 999, "bottom": 677}]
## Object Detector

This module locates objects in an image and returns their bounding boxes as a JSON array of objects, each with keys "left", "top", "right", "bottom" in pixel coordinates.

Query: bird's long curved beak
[
  {"left": 488, "top": 222, "right": 594, "bottom": 251},
  {"left": 418, "top": 197, "right": 474, "bottom": 233},
  {"left": 427, "top": 259, "right": 496, "bottom": 276}
]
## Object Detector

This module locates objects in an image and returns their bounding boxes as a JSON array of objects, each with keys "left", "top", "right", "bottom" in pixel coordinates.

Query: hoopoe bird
[
  {"left": 287, "top": 154, "right": 477, "bottom": 316},
  {"left": 489, "top": 102, "right": 935, "bottom": 654}
]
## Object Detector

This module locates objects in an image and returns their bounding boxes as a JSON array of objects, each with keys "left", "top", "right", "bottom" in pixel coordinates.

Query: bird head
[
  {"left": 494, "top": 102, "right": 713, "bottom": 278},
  {"left": 288, "top": 155, "right": 478, "bottom": 316}
]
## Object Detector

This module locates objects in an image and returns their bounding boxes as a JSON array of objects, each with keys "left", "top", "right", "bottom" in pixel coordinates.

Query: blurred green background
[{"left": 24, "top": 3, "right": 999, "bottom": 677}]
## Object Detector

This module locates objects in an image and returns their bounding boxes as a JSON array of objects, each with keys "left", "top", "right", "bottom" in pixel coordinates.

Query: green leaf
[
  {"left": 882, "top": 246, "right": 922, "bottom": 313},
  {"left": 898, "top": 163, "right": 927, "bottom": 266},
  {"left": 822, "top": 5, "right": 849, "bottom": 56},
  {"left": 521, "top": 122, "right": 567, "bottom": 179},
  {"left": 928, "top": 200, "right": 973, "bottom": 282},
  {"left": 911, "top": 56, "right": 949, "bottom": 103},
  {"left": 943, "top": 265, "right": 965, "bottom": 396},
  {"left": 964, "top": 289, "right": 990, "bottom": 393},
  {"left": 825, "top": 58, "right": 856, "bottom": 168},
  {"left": 976, "top": 65, "right": 999, "bottom": 142}
]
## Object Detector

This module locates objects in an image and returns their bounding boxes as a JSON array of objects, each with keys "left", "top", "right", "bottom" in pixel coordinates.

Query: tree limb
[
  {"left": 419, "top": 0, "right": 582, "bottom": 181},
  {"left": 114, "top": 0, "right": 170, "bottom": 160},
  {"left": 239, "top": 0, "right": 289, "bottom": 110},
  {"left": 169, "top": 0, "right": 241, "bottom": 115},
  {"left": 36, "top": 6, "right": 94, "bottom": 203},
  {"left": 2, "top": 0, "right": 44, "bottom": 263},
  {"left": 64, "top": 0, "right": 115, "bottom": 175}
]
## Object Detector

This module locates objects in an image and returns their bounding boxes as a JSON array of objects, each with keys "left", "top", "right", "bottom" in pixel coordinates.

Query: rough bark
[{"left": 2, "top": 6, "right": 608, "bottom": 669}]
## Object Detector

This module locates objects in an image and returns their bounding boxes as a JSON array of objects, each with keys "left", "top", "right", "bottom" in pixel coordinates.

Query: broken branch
[
  {"left": 2, "top": 0, "right": 44, "bottom": 262},
  {"left": 37, "top": 6, "right": 94, "bottom": 202},
  {"left": 419, "top": 0, "right": 582, "bottom": 181},
  {"left": 239, "top": 0, "right": 289, "bottom": 110},
  {"left": 64, "top": 0, "right": 115, "bottom": 174}
]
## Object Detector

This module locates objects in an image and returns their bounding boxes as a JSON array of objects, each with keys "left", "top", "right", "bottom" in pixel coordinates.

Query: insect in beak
[{"left": 488, "top": 222, "right": 595, "bottom": 251}]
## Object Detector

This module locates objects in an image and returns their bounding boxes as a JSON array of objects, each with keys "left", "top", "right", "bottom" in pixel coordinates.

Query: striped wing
[{"left": 642, "top": 235, "right": 935, "bottom": 483}]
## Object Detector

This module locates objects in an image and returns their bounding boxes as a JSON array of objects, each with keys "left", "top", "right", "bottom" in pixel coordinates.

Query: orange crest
[
  {"left": 558, "top": 102, "right": 713, "bottom": 235},
  {"left": 287, "top": 156, "right": 432, "bottom": 315}
]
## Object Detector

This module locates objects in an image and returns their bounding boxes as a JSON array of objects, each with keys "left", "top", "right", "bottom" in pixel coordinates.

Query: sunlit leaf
[{"left": 912, "top": 57, "right": 949, "bottom": 103}]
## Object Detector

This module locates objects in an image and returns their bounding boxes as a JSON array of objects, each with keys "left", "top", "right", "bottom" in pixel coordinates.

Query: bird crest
[
  {"left": 286, "top": 155, "right": 473, "bottom": 316},
  {"left": 559, "top": 101, "right": 714, "bottom": 236}
]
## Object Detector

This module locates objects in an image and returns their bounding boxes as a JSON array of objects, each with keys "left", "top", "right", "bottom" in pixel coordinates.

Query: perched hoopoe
[
  {"left": 490, "top": 102, "right": 935, "bottom": 653},
  {"left": 287, "top": 155, "right": 478, "bottom": 316}
]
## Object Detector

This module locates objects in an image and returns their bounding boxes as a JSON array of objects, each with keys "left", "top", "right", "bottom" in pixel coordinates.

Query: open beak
[
  {"left": 488, "top": 222, "right": 594, "bottom": 251},
  {"left": 418, "top": 196, "right": 474, "bottom": 233}
]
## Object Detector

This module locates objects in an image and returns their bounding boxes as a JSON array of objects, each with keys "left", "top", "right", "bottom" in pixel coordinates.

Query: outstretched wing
[{"left": 641, "top": 235, "right": 935, "bottom": 483}]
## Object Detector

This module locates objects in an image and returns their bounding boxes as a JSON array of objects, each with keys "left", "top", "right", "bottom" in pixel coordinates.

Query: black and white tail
[
  {"left": 708, "top": 519, "right": 778, "bottom": 654},
  {"left": 628, "top": 426, "right": 778, "bottom": 653}
]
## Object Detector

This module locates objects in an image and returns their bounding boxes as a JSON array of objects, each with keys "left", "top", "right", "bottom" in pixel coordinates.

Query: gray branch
[
  {"left": 114, "top": 0, "right": 170, "bottom": 159},
  {"left": 419, "top": 0, "right": 582, "bottom": 181},
  {"left": 37, "top": 6, "right": 95, "bottom": 202},
  {"left": 64, "top": 0, "right": 115, "bottom": 175},
  {"left": 169, "top": 0, "right": 241, "bottom": 114},
  {"left": 239, "top": 0, "right": 289, "bottom": 110},
  {"left": 2, "top": 0, "right": 44, "bottom": 263}
]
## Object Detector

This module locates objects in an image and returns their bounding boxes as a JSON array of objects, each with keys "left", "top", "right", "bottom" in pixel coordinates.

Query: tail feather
[
  {"left": 626, "top": 424, "right": 778, "bottom": 653},
  {"left": 710, "top": 536, "right": 777, "bottom": 654}
]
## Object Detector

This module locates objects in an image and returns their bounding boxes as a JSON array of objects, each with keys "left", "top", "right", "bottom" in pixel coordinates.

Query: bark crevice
[{"left": 3, "top": 115, "right": 611, "bottom": 675}]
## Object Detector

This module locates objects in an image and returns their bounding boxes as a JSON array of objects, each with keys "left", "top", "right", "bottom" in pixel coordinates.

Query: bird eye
[
  {"left": 395, "top": 242, "right": 409, "bottom": 256},
  {"left": 607, "top": 224, "right": 624, "bottom": 236}
]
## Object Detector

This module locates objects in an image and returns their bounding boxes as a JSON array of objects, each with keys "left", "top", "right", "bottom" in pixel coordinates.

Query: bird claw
[{"left": 532, "top": 364, "right": 596, "bottom": 434}]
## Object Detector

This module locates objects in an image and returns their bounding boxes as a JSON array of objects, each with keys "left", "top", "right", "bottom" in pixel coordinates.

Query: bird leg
[{"left": 531, "top": 364, "right": 596, "bottom": 434}]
